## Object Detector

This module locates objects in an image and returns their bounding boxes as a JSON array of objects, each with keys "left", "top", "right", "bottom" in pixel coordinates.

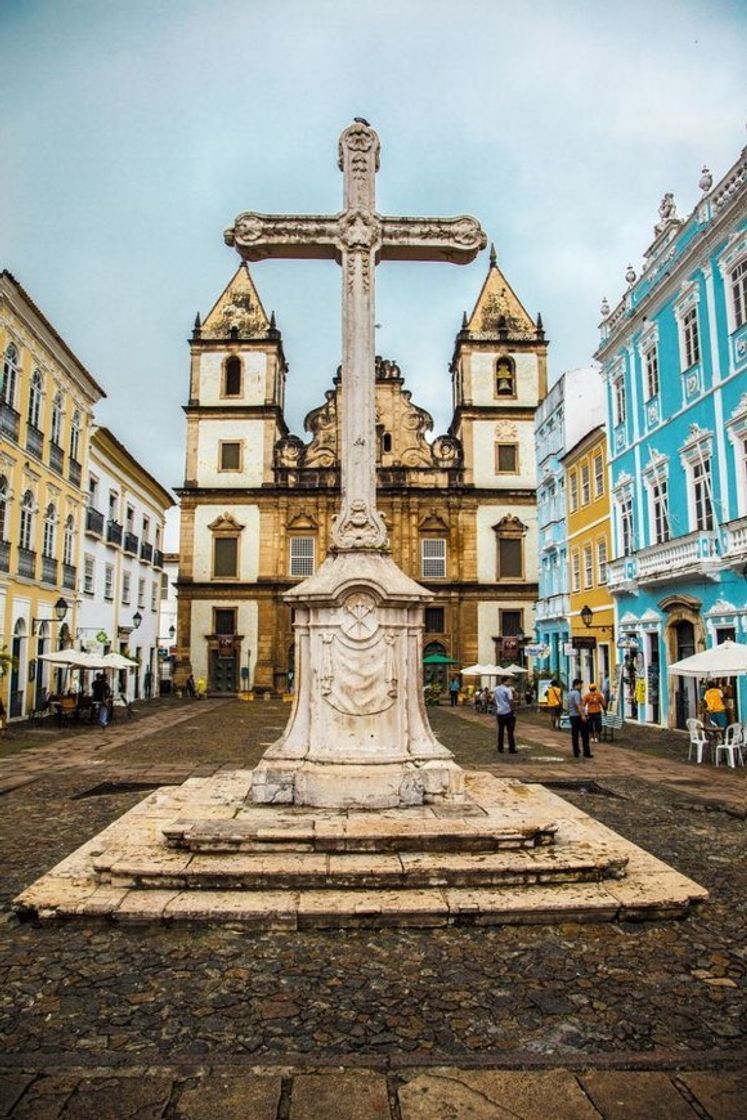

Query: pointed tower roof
[
  {"left": 201, "top": 263, "right": 272, "bottom": 339},
  {"left": 465, "top": 246, "right": 536, "bottom": 337}
]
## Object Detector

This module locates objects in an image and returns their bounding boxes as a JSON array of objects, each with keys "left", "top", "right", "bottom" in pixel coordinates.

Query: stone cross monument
[{"left": 225, "top": 120, "right": 486, "bottom": 808}]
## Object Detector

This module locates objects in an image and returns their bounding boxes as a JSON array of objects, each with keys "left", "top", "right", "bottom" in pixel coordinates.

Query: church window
[
  {"left": 51, "top": 391, "right": 64, "bottom": 446},
  {"left": 731, "top": 259, "right": 747, "bottom": 329},
  {"left": 289, "top": 536, "right": 315, "bottom": 577},
  {"left": 681, "top": 306, "right": 700, "bottom": 370},
  {"left": 214, "top": 608, "right": 236, "bottom": 635},
  {"left": 421, "top": 538, "right": 446, "bottom": 579},
  {"left": 494, "top": 357, "right": 515, "bottom": 397},
  {"left": 581, "top": 463, "right": 590, "bottom": 505},
  {"left": 2, "top": 344, "right": 19, "bottom": 408},
  {"left": 28, "top": 370, "right": 43, "bottom": 430},
  {"left": 381, "top": 431, "right": 392, "bottom": 454},
  {"left": 223, "top": 356, "right": 242, "bottom": 397},
  {"left": 593, "top": 453, "right": 604, "bottom": 498},
  {"left": 498, "top": 537, "right": 522, "bottom": 579},
  {"left": 425, "top": 607, "right": 445, "bottom": 633},
  {"left": 19, "top": 490, "right": 34, "bottom": 551},
  {"left": 583, "top": 544, "right": 593, "bottom": 589},
  {"left": 495, "top": 443, "right": 518, "bottom": 473},
  {"left": 219, "top": 441, "right": 242, "bottom": 471},
  {"left": 42, "top": 504, "right": 56, "bottom": 558},
  {"left": 213, "top": 536, "right": 239, "bottom": 579},
  {"left": 569, "top": 471, "right": 578, "bottom": 512}
]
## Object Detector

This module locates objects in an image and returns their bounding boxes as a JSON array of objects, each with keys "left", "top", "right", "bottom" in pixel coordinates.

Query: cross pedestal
[{"left": 225, "top": 121, "right": 486, "bottom": 808}]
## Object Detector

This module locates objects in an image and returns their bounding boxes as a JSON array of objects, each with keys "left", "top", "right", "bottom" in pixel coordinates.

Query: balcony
[
  {"left": 140, "top": 541, "right": 154, "bottom": 563},
  {"left": 68, "top": 458, "right": 82, "bottom": 487},
  {"left": 106, "top": 520, "right": 123, "bottom": 547},
  {"left": 723, "top": 515, "right": 747, "bottom": 566},
  {"left": 153, "top": 549, "right": 164, "bottom": 569},
  {"left": 41, "top": 555, "right": 58, "bottom": 585},
  {"left": 62, "top": 562, "right": 77, "bottom": 590},
  {"left": 0, "top": 539, "right": 9, "bottom": 572},
  {"left": 17, "top": 546, "right": 36, "bottom": 579},
  {"left": 0, "top": 402, "right": 20, "bottom": 441},
  {"left": 26, "top": 424, "right": 43, "bottom": 458},
  {"left": 124, "top": 531, "right": 139, "bottom": 555},
  {"left": 535, "top": 593, "right": 570, "bottom": 623},
  {"left": 49, "top": 441, "right": 64, "bottom": 475},
  {"left": 86, "top": 507, "right": 104, "bottom": 536},
  {"left": 607, "top": 531, "right": 722, "bottom": 593}
]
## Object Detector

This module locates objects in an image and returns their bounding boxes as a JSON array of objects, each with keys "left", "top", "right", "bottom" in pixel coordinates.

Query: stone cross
[{"left": 225, "top": 120, "right": 486, "bottom": 551}]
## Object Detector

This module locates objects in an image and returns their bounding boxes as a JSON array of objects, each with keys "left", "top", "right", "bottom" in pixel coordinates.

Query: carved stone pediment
[
  {"left": 492, "top": 514, "right": 527, "bottom": 535},
  {"left": 418, "top": 513, "right": 449, "bottom": 533},
  {"left": 201, "top": 266, "right": 270, "bottom": 339},
  {"left": 207, "top": 512, "right": 245, "bottom": 533},
  {"left": 274, "top": 434, "right": 306, "bottom": 468},
  {"left": 287, "top": 512, "right": 319, "bottom": 530}
]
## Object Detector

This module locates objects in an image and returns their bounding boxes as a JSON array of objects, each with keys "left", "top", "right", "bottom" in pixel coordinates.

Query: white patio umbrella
[
  {"left": 36, "top": 649, "right": 101, "bottom": 668},
  {"left": 501, "top": 663, "right": 528, "bottom": 675},
  {"left": 460, "top": 663, "right": 490, "bottom": 675},
  {"left": 98, "top": 652, "right": 138, "bottom": 671},
  {"left": 668, "top": 640, "right": 747, "bottom": 678}
]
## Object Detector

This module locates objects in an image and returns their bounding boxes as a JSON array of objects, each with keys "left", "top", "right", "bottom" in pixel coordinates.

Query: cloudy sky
[{"left": 2, "top": 0, "right": 745, "bottom": 544}]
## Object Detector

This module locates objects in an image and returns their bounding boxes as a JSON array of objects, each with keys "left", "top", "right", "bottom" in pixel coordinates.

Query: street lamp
[
  {"left": 580, "top": 605, "right": 593, "bottom": 629},
  {"left": 168, "top": 625, "right": 176, "bottom": 640},
  {"left": 32, "top": 596, "right": 68, "bottom": 633},
  {"left": 132, "top": 610, "right": 143, "bottom": 631}
]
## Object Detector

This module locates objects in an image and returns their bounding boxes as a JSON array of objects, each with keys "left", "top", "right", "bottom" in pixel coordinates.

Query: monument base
[
  {"left": 250, "top": 550, "right": 464, "bottom": 809},
  {"left": 13, "top": 772, "right": 708, "bottom": 930}
]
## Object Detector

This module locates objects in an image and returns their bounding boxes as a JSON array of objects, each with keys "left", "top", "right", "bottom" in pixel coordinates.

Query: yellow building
[
  {"left": 563, "top": 425, "right": 617, "bottom": 689},
  {"left": 1, "top": 271, "right": 105, "bottom": 719}
]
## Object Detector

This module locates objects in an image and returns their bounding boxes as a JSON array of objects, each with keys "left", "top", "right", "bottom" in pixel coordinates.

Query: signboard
[
  {"left": 500, "top": 636, "right": 520, "bottom": 658},
  {"left": 96, "top": 630, "right": 108, "bottom": 645},
  {"left": 563, "top": 642, "right": 575, "bottom": 656},
  {"left": 572, "top": 636, "right": 597, "bottom": 650},
  {"left": 217, "top": 636, "right": 235, "bottom": 659},
  {"left": 525, "top": 643, "right": 550, "bottom": 658},
  {"left": 617, "top": 636, "right": 639, "bottom": 650}
]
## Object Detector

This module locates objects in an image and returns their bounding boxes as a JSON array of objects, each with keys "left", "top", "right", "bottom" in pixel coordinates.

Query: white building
[
  {"left": 157, "top": 551, "right": 179, "bottom": 693},
  {"left": 77, "top": 427, "right": 174, "bottom": 701}
]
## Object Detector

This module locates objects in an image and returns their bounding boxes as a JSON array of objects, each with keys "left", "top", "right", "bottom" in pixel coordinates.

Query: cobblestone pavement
[{"left": 0, "top": 699, "right": 745, "bottom": 1117}]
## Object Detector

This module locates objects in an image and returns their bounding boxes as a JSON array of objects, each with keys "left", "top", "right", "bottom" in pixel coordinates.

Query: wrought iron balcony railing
[
  {"left": 49, "top": 442, "right": 64, "bottom": 475},
  {"left": 0, "top": 402, "right": 20, "bottom": 441},
  {"left": 26, "top": 424, "right": 43, "bottom": 458},
  {"left": 68, "top": 458, "right": 82, "bottom": 487},
  {"left": 41, "top": 555, "right": 58, "bottom": 585},
  {"left": 106, "top": 520, "right": 123, "bottom": 547},
  {"left": 86, "top": 507, "right": 104, "bottom": 536},
  {"left": 18, "top": 546, "right": 36, "bottom": 579},
  {"left": 124, "top": 531, "right": 139, "bottom": 555},
  {"left": 0, "top": 539, "right": 9, "bottom": 572},
  {"left": 140, "top": 541, "right": 153, "bottom": 563},
  {"left": 153, "top": 549, "right": 164, "bottom": 569},
  {"left": 62, "top": 562, "right": 77, "bottom": 590}
]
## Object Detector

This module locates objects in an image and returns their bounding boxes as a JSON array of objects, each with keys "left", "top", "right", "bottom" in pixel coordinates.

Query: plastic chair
[
  {"left": 715, "top": 724, "right": 745, "bottom": 768},
  {"left": 686, "top": 718, "right": 711, "bottom": 764}
]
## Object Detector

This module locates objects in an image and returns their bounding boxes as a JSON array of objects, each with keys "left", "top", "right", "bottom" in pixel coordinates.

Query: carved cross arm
[
  {"left": 224, "top": 212, "right": 340, "bottom": 261},
  {"left": 379, "top": 215, "right": 486, "bottom": 263}
]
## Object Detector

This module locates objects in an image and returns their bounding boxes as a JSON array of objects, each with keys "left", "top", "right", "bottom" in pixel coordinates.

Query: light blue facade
[
  {"left": 534, "top": 365, "right": 604, "bottom": 683},
  {"left": 596, "top": 146, "right": 747, "bottom": 728}
]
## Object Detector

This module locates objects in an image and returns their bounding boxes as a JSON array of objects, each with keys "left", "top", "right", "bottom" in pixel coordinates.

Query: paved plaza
[{"left": 0, "top": 698, "right": 745, "bottom": 1117}]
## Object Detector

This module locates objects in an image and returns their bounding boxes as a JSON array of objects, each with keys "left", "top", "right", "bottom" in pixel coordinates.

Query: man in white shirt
[{"left": 493, "top": 675, "right": 517, "bottom": 754}]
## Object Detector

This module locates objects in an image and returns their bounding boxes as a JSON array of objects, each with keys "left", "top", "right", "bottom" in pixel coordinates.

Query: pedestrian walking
[
  {"left": 568, "top": 677, "right": 592, "bottom": 758},
  {"left": 545, "top": 678, "right": 563, "bottom": 730},
  {"left": 448, "top": 677, "right": 460, "bottom": 707},
  {"left": 494, "top": 675, "right": 517, "bottom": 754},
  {"left": 582, "top": 682, "right": 606, "bottom": 744}
]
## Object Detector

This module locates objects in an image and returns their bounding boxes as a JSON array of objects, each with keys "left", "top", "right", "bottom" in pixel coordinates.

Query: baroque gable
[
  {"left": 201, "top": 264, "right": 270, "bottom": 339},
  {"left": 466, "top": 250, "right": 536, "bottom": 339}
]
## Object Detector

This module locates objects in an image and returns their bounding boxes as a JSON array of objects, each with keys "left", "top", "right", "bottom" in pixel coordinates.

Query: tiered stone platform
[{"left": 14, "top": 772, "right": 707, "bottom": 928}]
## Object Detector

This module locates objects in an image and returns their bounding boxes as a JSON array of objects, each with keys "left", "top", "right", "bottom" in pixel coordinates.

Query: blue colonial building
[
  {"left": 596, "top": 143, "right": 747, "bottom": 729},
  {"left": 534, "top": 365, "right": 604, "bottom": 680}
]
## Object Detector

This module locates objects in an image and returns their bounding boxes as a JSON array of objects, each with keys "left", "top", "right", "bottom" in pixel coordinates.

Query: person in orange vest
[
  {"left": 545, "top": 679, "right": 563, "bottom": 730},
  {"left": 582, "top": 682, "right": 606, "bottom": 744},
  {"left": 703, "top": 680, "right": 727, "bottom": 732}
]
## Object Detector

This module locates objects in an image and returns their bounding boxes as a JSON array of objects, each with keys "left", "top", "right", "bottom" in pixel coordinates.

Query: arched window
[
  {"left": 223, "top": 356, "right": 242, "bottom": 396},
  {"left": 69, "top": 410, "right": 81, "bottom": 462},
  {"left": 63, "top": 514, "right": 74, "bottom": 566},
  {"left": 43, "top": 503, "right": 56, "bottom": 558},
  {"left": 51, "top": 391, "right": 63, "bottom": 445},
  {"left": 495, "top": 356, "right": 515, "bottom": 396},
  {"left": 28, "top": 369, "right": 43, "bottom": 429},
  {"left": 2, "top": 344, "right": 19, "bottom": 407},
  {"left": 0, "top": 476, "right": 7, "bottom": 542},
  {"left": 19, "top": 490, "right": 34, "bottom": 551},
  {"left": 381, "top": 431, "right": 392, "bottom": 454}
]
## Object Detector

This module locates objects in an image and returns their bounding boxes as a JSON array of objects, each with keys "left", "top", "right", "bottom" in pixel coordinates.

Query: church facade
[{"left": 175, "top": 250, "right": 547, "bottom": 694}]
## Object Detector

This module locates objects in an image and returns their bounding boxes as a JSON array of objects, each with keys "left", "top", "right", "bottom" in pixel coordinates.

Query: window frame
[
  {"left": 580, "top": 462, "right": 591, "bottom": 506},
  {"left": 597, "top": 538, "right": 608, "bottom": 585},
  {"left": 421, "top": 537, "right": 447, "bottom": 580},
  {"left": 593, "top": 452, "right": 604, "bottom": 498},
  {"left": 569, "top": 470, "right": 578, "bottom": 512},
  {"left": 681, "top": 305, "right": 700, "bottom": 371},
  {"left": 583, "top": 543, "right": 594, "bottom": 589},
  {"left": 19, "top": 490, "right": 34, "bottom": 551},
  {"left": 218, "top": 439, "right": 243, "bottom": 472},
  {"left": 495, "top": 442, "right": 519, "bottom": 474},
  {"left": 2, "top": 344, "right": 19, "bottom": 408},
  {"left": 213, "top": 535, "right": 240, "bottom": 580},
  {"left": 494, "top": 356, "right": 516, "bottom": 398},
  {"left": 42, "top": 504, "right": 56, "bottom": 558},
  {"left": 730, "top": 258, "right": 747, "bottom": 331},
  {"left": 104, "top": 563, "right": 114, "bottom": 601},
  {"left": 222, "top": 355, "right": 243, "bottom": 398},
  {"left": 50, "top": 390, "right": 64, "bottom": 446},
  {"left": 289, "top": 536, "right": 316, "bottom": 578},
  {"left": 571, "top": 549, "right": 581, "bottom": 592},
  {"left": 69, "top": 410, "right": 81, "bottom": 462},
  {"left": 84, "top": 554, "right": 96, "bottom": 596},
  {"left": 28, "top": 369, "right": 43, "bottom": 430},
  {"left": 613, "top": 375, "right": 627, "bottom": 427},
  {"left": 644, "top": 343, "right": 660, "bottom": 400},
  {"left": 121, "top": 570, "right": 130, "bottom": 604}
]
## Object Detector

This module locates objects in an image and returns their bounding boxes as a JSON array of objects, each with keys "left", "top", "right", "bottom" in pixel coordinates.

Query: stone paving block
[
  {"left": 677, "top": 1071, "right": 747, "bottom": 1120},
  {"left": 61, "top": 1074, "right": 173, "bottom": 1119},
  {"left": 398, "top": 1069, "right": 599, "bottom": 1119},
  {"left": 579, "top": 1071, "right": 698, "bottom": 1119},
  {"left": 177, "top": 1072, "right": 281, "bottom": 1120},
  {"left": 291, "top": 1072, "right": 390, "bottom": 1119},
  {"left": 0, "top": 1074, "right": 34, "bottom": 1118}
]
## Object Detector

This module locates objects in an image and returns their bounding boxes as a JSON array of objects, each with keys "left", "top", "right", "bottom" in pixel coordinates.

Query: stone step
[
  {"left": 92, "top": 843, "right": 628, "bottom": 892},
  {"left": 162, "top": 815, "right": 558, "bottom": 854}
]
